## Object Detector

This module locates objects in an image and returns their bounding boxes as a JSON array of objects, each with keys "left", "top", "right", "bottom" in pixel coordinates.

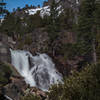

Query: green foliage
[
  {"left": 0, "top": 14, "right": 15, "bottom": 36},
  {"left": 0, "top": 11, "right": 43, "bottom": 37},
  {"left": 42, "top": 15, "right": 50, "bottom": 27},
  {"left": 0, "top": 0, "right": 7, "bottom": 17},
  {"left": 95, "top": 1, "right": 100, "bottom": 61},
  {"left": 24, "top": 35, "right": 33, "bottom": 45},
  {"left": 94, "top": 0, "right": 100, "bottom": 29},
  {"left": 48, "top": 63, "right": 100, "bottom": 100},
  {"left": 60, "top": 43, "right": 77, "bottom": 60},
  {"left": 20, "top": 94, "right": 41, "bottom": 100},
  {"left": 0, "top": 14, "right": 26, "bottom": 37},
  {"left": 47, "top": 0, "right": 60, "bottom": 41},
  {"left": 60, "top": 42, "right": 92, "bottom": 61},
  {"left": 96, "top": 32, "right": 100, "bottom": 61},
  {"left": 17, "top": 42, "right": 24, "bottom": 49},
  {"left": 77, "top": 0, "right": 95, "bottom": 42},
  {"left": 0, "top": 62, "right": 12, "bottom": 86},
  {"left": 76, "top": 0, "right": 96, "bottom": 63},
  {"left": 59, "top": 8, "right": 75, "bottom": 30},
  {"left": 26, "top": 11, "right": 43, "bottom": 32}
]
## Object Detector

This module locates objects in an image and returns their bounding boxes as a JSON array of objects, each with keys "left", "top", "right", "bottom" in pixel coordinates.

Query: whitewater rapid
[{"left": 10, "top": 49, "right": 63, "bottom": 91}]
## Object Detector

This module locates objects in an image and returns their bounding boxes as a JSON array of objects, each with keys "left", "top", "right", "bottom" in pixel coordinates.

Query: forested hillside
[{"left": 0, "top": 0, "right": 100, "bottom": 100}]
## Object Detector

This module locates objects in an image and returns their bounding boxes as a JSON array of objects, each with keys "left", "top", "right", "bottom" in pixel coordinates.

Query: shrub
[
  {"left": 24, "top": 36, "right": 33, "bottom": 45},
  {"left": 48, "top": 63, "right": 100, "bottom": 100},
  {"left": 17, "top": 41, "right": 24, "bottom": 49},
  {"left": 20, "top": 94, "right": 41, "bottom": 100},
  {"left": 0, "top": 62, "right": 12, "bottom": 86}
]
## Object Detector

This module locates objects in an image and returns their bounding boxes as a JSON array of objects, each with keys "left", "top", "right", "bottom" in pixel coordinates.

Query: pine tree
[
  {"left": 95, "top": 0, "right": 100, "bottom": 61},
  {"left": 0, "top": 0, "right": 7, "bottom": 18},
  {"left": 59, "top": 7, "right": 75, "bottom": 30},
  {"left": 77, "top": 0, "right": 96, "bottom": 63},
  {"left": 48, "top": 0, "right": 60, "bottom": 41},
  {"left": 46, "top": 0, "right": 61, "bottom": 56}
]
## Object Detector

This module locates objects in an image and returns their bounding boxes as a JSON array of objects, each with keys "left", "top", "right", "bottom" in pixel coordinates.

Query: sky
[{"left": 5, "top": 0, "right": 47, "bottom": 12}]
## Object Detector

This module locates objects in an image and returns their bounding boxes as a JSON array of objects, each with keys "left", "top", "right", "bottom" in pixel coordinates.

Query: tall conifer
[{"left": 77, "top": 0, "right": 96, "bottom": 63}]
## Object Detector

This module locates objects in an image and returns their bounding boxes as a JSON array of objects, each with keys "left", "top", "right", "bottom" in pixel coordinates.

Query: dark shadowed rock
[
  {"left": 4, "top": 77, "right": 27, "bottom": 100},
  {"left": 0, "top": 34, "right": 11, "bottom": 63},
  {"left": 16, "top": 28, "right": 49, "bottom": 54},
  {"left": 0, "top": 42, "right": 11, "bottom": 63}
]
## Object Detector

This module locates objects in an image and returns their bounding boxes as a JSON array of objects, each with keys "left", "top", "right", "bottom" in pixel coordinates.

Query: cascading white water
[{"left": 10, "top": 49, "right": 63, "bottom": 91}]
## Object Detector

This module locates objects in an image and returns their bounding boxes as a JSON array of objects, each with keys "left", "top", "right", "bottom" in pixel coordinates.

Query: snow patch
[
  {"left": 25, "top": 6, "right": 50, "bottom": 17},
  {"left": 25, "top": 5, "right": 63, "bottom": 18}
]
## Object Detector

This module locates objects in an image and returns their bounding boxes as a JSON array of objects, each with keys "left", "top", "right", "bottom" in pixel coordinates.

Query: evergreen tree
[
  {"left": 46, "top": 0, "right": 61, "bottom": 56},
  {"left": 77, "top": 0, "right": 96, "bottom": 63},
  {"left": 26, "top": 11, "right": 43, "bottom": 32},
  {"left": 0, "top": 0, "right": 7, "bottom": 18},
  {"left": 48, "top": 0, "right": 60, "bottom": 41},
  {"left": 0, "top": 13, "right": 26, "bottom": 38},
  {"left": 48, "top": 63, "right": 100, "bottom": 100},
  {"left": 0, "top": 14, "right": 16, "bottom": 36},
  {"left": 59, "top": 7, "right": 75, "bottom": 30},
  {"left": 95, "top": 0, "right": 100, "bottom": 61}
]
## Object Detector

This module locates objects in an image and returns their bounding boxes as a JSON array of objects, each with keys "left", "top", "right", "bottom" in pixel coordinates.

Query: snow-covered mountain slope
[
  {"left": 25, "top": 5, "right": 63, "bottom": 18},
  {"left": 25, "top": 6, "right": 50, "bottom": 18},
  {"left": 40, "top": 6, "right": 50, "bottom": 17},
  {"left": 24, "top": 0, "right": 80, "bottom": 18}
]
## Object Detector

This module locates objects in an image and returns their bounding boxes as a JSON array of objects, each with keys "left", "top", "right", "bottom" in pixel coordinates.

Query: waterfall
[{"left": 10, "top": 49, "right": 63, "bottom": 91}]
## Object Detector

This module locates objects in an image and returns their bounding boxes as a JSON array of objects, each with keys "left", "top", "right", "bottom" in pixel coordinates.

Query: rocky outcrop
[
  {"left": 0, "top": 34, "right": 16, "bottom": 63},
  {"left": 4, "top": 77, "right": 47, "bottom": 100},
  {"left": 16, "top": 28, "right": 49, "bottom": 54},
  {"left": 4, "top": 77, "right": 27, "bottom": 100},
  {"left": 48, "top": 0, "right": 80, "bottom": 24},
  {"left": 0, "top": 62, "right": 22, "bottom": 95},
  {"left": 24, "top": 87, "right": 47, "bottom": 99},
  {"left": 0, "top": 42, "right": 11, "bottom": 63}
]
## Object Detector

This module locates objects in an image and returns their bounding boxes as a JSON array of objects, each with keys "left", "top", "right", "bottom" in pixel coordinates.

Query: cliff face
[
  {"left": 0, "top": 34, "right": 11, "bottom": 63},
  {"left": 0, "top": 28, "right": 78, "bottom": 77},
  {"left": 48, "top": 0, "right": 80, "bottom": 23}
]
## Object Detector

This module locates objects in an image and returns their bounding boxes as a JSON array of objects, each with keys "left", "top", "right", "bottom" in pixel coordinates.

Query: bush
[
  {"left": 24, "top": 36, "right": 33, "bottom": 45},
  {"left": 48, "top": 63, "right": 100, "bottom": 100},
  {"left": 17, "top": 41, "right": 24, "bottom": 49},
  {"left": 20, "top": 94, "right": 41, "bottom": 100},
  {"left": 0, "top": 62, "right": 12, "bottom": 86}
]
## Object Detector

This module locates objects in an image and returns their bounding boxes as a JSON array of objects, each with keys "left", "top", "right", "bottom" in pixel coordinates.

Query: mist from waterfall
[{"left": 10, "top": 49, "right": 63, "bottom": 91}]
